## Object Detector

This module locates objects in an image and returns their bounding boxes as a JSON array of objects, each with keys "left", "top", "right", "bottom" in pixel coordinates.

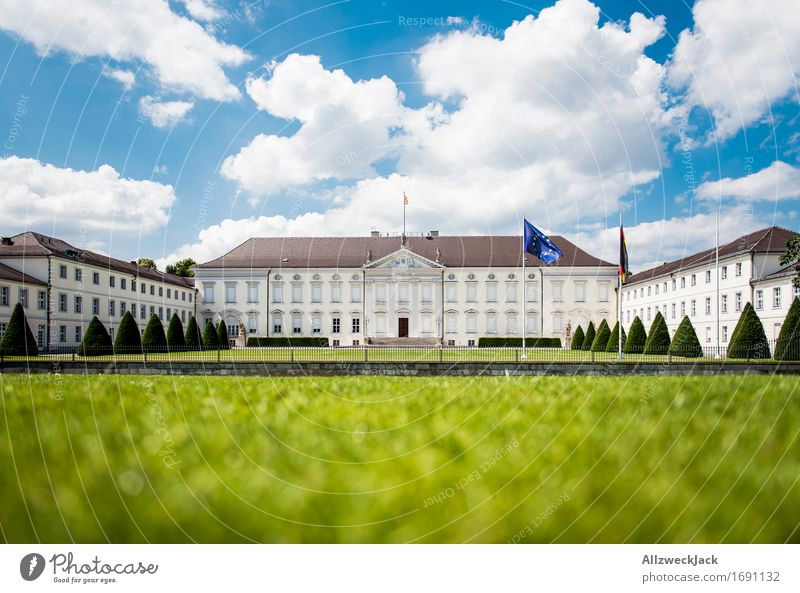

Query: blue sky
[{"left": 0, "top": 0, "right": 798, "bottom": 271}]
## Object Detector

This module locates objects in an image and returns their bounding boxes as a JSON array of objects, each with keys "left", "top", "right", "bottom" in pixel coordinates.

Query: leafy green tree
[
  {"left": 728, "top": 302, "right": 771, "bottom": 359},
  {"left": 644, "top": 312, "right": 671, "bottom": 355},
  {"left": 165, "top": 258, "right": 196, "bottom": 277},
  {"left": 775, "top": 297, "right": 800, "bottom": 361},
  {"left": 624, "top": 316, "right": 647, "bottom": 354},
  {"left": 202, "top": 320, "right": 220, "bottom": 349},
  {"left": 136, "top": 258, "right": 158, "bottom": 270},
  {"left": 114, "top": 311, "right": 141, "bottom": 354},
  {"left": 0, "top": 303, "right": 37, "bottom": 356},
  {"left": 591, "top": 319, "right": 610, "bottom": 352},
  {"left": 184, "top": 316, "right": 202, "bottom": 350},
  {"left": 77, "top": 316, "right": 113, "bottom": 356},
  {"left": 581, "top": 321, "right": 596, "bottom": 351},
  {"left": 669, "top": 316, "right": 702, "bottom": 358},
  {"left": 166, "top": 314, "right": 186, "bottom": 350},
  {"left": 779, "top": 232, "right": 800, "bottom": 289},
  {"left": 606, "top": 321, "right": 627, "bottom": 352},
  {"left": 571, "top": 325, "right": 585, "bottom": 350},
  {"left": 216, "top": 320, "right": 230, "bottom": 350},
  {"left": 142, "top": 315, "right": 167, "bottom": 352}
]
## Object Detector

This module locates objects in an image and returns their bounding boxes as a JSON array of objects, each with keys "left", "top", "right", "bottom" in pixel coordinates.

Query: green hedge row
[
  {"left": 247, "top": 337, "right": 330, "bottom": 347},
  {"left": 477, "top": 337, "right": 562, "bottom": 348}
]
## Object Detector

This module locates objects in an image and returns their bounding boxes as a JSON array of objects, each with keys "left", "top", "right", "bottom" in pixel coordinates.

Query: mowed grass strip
[{"left": 0, "top": 374, "right": 798, "bottom": 543}]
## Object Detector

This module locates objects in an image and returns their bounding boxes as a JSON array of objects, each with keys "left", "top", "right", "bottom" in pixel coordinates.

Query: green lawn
[{"left": 1, "top": 374, "right": 798, "bottom": 543}]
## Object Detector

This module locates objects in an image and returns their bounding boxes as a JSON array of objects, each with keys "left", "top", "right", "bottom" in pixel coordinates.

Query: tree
[
  {"left": 77, "top": 316, "right": 113, "bottom": 356},
  {"left": 591, "top": 319, "right": 610, "bottom": 352},
  {"left": 728, "top": 302, "right": 771, "bottom": 359},
  {"left": 142, "top": 315, "right": 167, "bottom": 352},
  {"left": 184, "top": 316, "right": 202, "bottom": 350},
  {"left": 114, "top": 311, "right": 141, "bottom": 353},
  {"left": 216, "top": 320, "right": 230, "bottom": 350},
  {"left": 775, "top": 297, "right": 800, "bottom": 361},
  {"left": 779, "top": 232, "right": 800, "bottom": 289},
  {"left": 137, "top": 258, "right": 157, "bottom": 271},
  {"left": 624, "top": 316, "right": 647, "bottom": 354},
  {"left": 165, "top": 258, "right": 196, "bottom": 277},
  {"left": 582, "top": 321, "right": 596, "bottom": 351},
  {"left": 202, "top": 320, "right": 220, "bottom": 349},
  {"left": 0, "top": 303, "right": 37, "bottom": 356},
  {"left": 643, "top": 312, "right": 671, "bottom": 355},
  {"left": 571, "top": 325, "right": 585, "bottom": 350},
  {"left": 669, "top": 316, "right": 702, "bottom": 358},
  {"left": 166, "top": 314, "right": 186, "bottom": 350},
  {"left": 605, "top": 321, "right": 627, "bottom": 352}
]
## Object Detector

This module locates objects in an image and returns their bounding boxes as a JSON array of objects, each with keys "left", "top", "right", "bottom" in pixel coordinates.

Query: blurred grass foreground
[{"left": 0, "top": 374, "right": 798, "bottom": 543}]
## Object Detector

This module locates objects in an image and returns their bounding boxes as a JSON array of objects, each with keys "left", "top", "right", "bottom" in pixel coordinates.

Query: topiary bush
[
  {"left": 728, "top": 302, "right": 770, "bottom": 359},
  {"left": 113, "top": 311, "right": 141, "bottom": 354},
  {"left": 142, "top": 315, "right": 167, "bottom": 353},
  {"left": 669, "top": 315, "right": 702, "bottom": 358},
  {"left": 216, "top": 320, "right": 230, "bottom": 350},
  {"left": 643, "top": 312, "right": 671, "bottom": 355},
  {"left": 571, "top": 325, "right": 585, "bottom": 350},
  {"left": 605, "top": 321, "right": 627, "bottom": 352},
  {"left": 202, "top": 320, "right": 220, "bottom": 350},
  {"left": 582, "top": 322, "right": 596, "bottom": 351},
  {"left": 77, "top": 316, "right": 112, "bottom": 356},
  {"left": 624, "top": 316, "right": 646, "bottom": 354},
  {"left": 166, "top": 314, "right": 185, "bottom": 351},
  {"left": 591, "top": 319, "right": 610, "bottom": 352},
  {"left": 0, "top": 302, "right": 38, "bottom": 356},
  {"left": 184, "top": 316, "right": 202, "bottom": 351},
  {"left": 775, "top": 297, "right": 800, "bottom": 361}
]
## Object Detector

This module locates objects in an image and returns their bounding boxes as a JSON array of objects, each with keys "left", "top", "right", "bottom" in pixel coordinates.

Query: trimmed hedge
[
  {"left": 114, "top": 311, "right": 141, "bottom": 353},
  {"left": 166, "top": 314, "right": 185, "bottom": 350},
  {"left": 669, "top": 315, "right": 702, "bottom": 358},
  {"left": 77, "top": 316, "right": 113, "bottom": 356},
  {"left": 582, "top": 322, "right": 596, "bottom": 351},
  {"left": 477, "top": 337, "right": 562, "bottom": 348},
  {"left": 590, "top": 320, "right": 610, "bottom": 352},
  {"left": 184, "top": 316, "right": 202, "bottom": 351},
  {"left": 624, "top": 316, "right": 646, "bottom": 353},
  {"left": 775, "top": 297, "right": 800, "bottom": 361},
  {"left": 643, "top": 312, "right": 671, "bottom": 355},
  {"left": 605, "top": 321, "right": 626, "bottom": 352},
  {"left": 0, "top": 302, "right": 38, "bottom": 356},
  {"left": 216, "top": 320, "right": 230, "bottom": 350},
  {"left": 728, "top": 303, "right": 770, "bottom": 359},
  {"left": 571, "top": 325, "right": 585, "bottom": 350},
  {"left": 202, "top": 320, "right": 220, "bottom": 350},
  {"left": 247, "top": 337, "right": 330, "bottom": 347},
  {"left": 142, "top": 315, "right": 168, "bottom": 352}
]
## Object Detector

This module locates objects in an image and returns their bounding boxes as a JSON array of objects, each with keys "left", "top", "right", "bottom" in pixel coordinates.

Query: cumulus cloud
[
  {"left": 0, "top": 156, "right": 176, "bottom": 238},
  {"left": 669, "top": 0, "right": 800, "bottom": 140},
  {"left": 139, "top": 96, "right": 194, "bottom": 128},
  {"left": 0, "top": 0, "right": 248, "bottom": 101},
  {"left": 182, "top": 0, "right": 223, "bottom": 22},
  {"left": 697, "top": 160, "right": 800, "bottom": 202},
  {"left": 103, "top": 68, "right": 136, "bottom": 90}
]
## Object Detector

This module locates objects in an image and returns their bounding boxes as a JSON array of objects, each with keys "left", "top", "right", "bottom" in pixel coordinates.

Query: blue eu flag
[{"left": 524, "top": 219, "right": 563, "bottom": 265}]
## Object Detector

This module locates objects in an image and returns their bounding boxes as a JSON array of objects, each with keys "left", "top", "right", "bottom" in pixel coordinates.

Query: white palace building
[{"left": 194, "top": 231, "right": 619, "bottom": 346}]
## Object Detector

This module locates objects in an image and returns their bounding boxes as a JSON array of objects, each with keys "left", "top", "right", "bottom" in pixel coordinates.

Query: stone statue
[
  {"left": 367, "top": 248, "right": 372, "bottom": 263},
  {"left": 237, "top": 321, "right": 247, "bottom": 348},
  {"left": 435, "top": 247, "right": 441, "bottom": 262},
  {"left": 564, "top": 321, "right": 572, "bottom": 349}
]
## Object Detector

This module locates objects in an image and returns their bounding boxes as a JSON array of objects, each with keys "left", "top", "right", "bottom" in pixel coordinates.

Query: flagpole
[
  {"left": 521, "top": 215, "right": 527, "bottom": 360},
  {"left": 618, "top": 211, "right": 623, "bottom": 360},
  {"left": 403, "top": 192, "right": 406, "bottom": 237},
  {"left": 714, "top": 209, "right": 720, "bottom": 359}
]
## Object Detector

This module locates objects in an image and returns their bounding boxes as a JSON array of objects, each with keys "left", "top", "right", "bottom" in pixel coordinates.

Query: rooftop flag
[{"left": 523, "top": 219, "right": 562, "bottom": 265}]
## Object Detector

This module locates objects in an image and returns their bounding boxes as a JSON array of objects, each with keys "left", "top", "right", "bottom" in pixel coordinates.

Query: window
[
  {"left": 467, "top": 339, "right": 475, "bottom": 347},
  {"left": 59, "top": 325, "right": 66, "bottom": 342},
  {"left": 446, "top": 284, "right": 457, "bottom": 302},
  {"left": 352, "top": 340, "right": 360, "bottom": 347},
  {"left": 109, "top": 301, "right": 116, "bottom": 317},
  {"left": 247, "top": 284, "right": 259, "bottom": 303},
  {"left": 93, "top": 272, "right": 100, "bottom": 285},
  {"left": 0, "top": 286, "right": 7, "bottom": 306},
  {"left": 721, "top": 266, "right": 727, "bottom": 280},
  {"left": 312, "top": 317, "right": 321, "bottom": 334},
  {"left": 311, "top": 285, "right": 322, "bottom": 303},
  {"left": 75, "top": 268, "right": 82, "bottom": 282},
  {"left": 141, "top": 283, "right": 146, "bottom": 294},
  {"left": 181, "top": 310, "right": 186, "bottom": 323},
  {"left": 140, "top": 304, "right": 146, "bottom": 320},
  {"left": 332, "top": 318, "right": 341, "bottom": 333},
  {"left": 671, "top": 303, "right": 676, "bottom": 319},
  {"left": 735, "top": 292, "right": 742, "bottom": 312},
  {"left": 351, "top": 284, "right": 362, "bottom": 303},
  {"left": 705, "top": 326, "right": 711, "bottom": 343},
  {"left": 505, "top": 283, "right": 517, "bottom": 303},
  {"left": 92, "top": 298, "right": 100, "bottom": 315},
  {"left": 446, "top": 313, "right": 457, "bottom": 334},
  {"left": 721, "top": 294, "right": 727, "bottom": 313},
  {"left": 647, "top": 306, "right": 651, "bottom": 321},
  {"left": 598, "top": 283, "right": 609, "bottom": 303},
  {"left": 655, "top": 284, "right": 659, "bottom": 295},
  {"left": 273, "top": 317, "right": 283, "bottom": 334},
  {"left": 203, "top": 285, "right": 214, "bottom": 303},
  {"left": 691, "top": 274, "right": 696, "bottom": 286},
  {"left": 331, "top": 284, "right": 341, "bottom": 303},
  {"left": 150, "top": 306, "right": 155, "bottom": 317},
  {"left": 626, "top": 310, "right": 631, "bottom": 323},
  {"left": 273, "top": 284, "right": 283, "bottom": 303},
  {"left": 158, "top": 307, "right": 163, "bottom": 319},
  {"left": 735, "top": 262, "right": 742, "bottom": 276},
  {"left": 332, "top": 339, "right": 340, "bottom": 347},
  {"left": 74, "top": 295, "right": 82, "bottom": 314},
  {"left": 681, "top": 301, "right": 686, "bottom": 317},
  {"left": 376, "top": 283, "right": 386, "bottom": 304},
  {"left": 553, "top": 314, "right": 563, "bottom": 333},
  {"left": 773, "top": 287, "right": 782, "bottom": 308},
  {"left": 121, "top": 278, "right": 126, "bottom": 290},
  {"left": 705, "top": 270, "right": 711, "bottom": 283},
  {"left": 466, "top": 283, "right": 477, "bottom": 303},
  {"left": 158, "top": 287, "right": 163, "bottom": 297},
  {"left": 0, "top": 322, "right": 5, "bottom": 340},
  {"left": 131, "top": 280, "right": 136, "bottom": 292},
  {"left": 59, "top": 265, "right": 67, "bottom": 279},
  {"left": 486, "top": 313, "right": 497, "bottom": 334},
  {"left": 58, "top": 293, "right": 67, "bottom": 312},
  {"left": 291, "top": 285, "right": 303, "bottom": 303},
  {"left": 486, "top": 283, "right": 497, "bottom": 302},
  {"left": 671, "top": 279, "right": 676, "bottom": 290},
  {"left": 150, "top": 285, "right": 155, "bottom": 295},
  {"left": 167, "top": 288, "right": 171, "bottom": 299},
  {"left": 526, "top": 313, "right": 538, "bottom": 334},
  {"left": 37, "top": 290, "right": 46, "bottom": 310},
  {"left": 681, "top": 277, "right": 686, "bottom": 288},
  {"left": 110, "top": 276, "right": 116, "bottom": 288},
  {"left": 690, "top": 299, "right": 696, "bottom": 316},
  {"left": 755, "top": 290, "right": 763, "bottom": 309},
  {"left": 421, "top": 283, "right": 433, "bottom": 303},
  {"left": 466, "top": 313, "right": 477, "bottom": 333},
  {"left": 398, "top": 283, "right": 409, "bottom": 303},
  {"left": 352, "top": 318, "right": 360, "bottom": 334},
  {"left": 722, "top": 325, "right": 728, "bottom": 342},
  {"left": 705, "top": 297, "right": 711, "bottom": 315},
  {"left": 506, "top": 314, "right": 518, "bottom": 334},
  {"left": 292, "top": 317, "right": 302, "bottom": 334},
  {"left": 553, "top": 282, "right": 564, "bottom": 302},
  {"left": 225, "top": 284, "right": 236, "bottom": 303},
  {"left": 526, "top": 281, "right": 537, "bottom": 302},
  {"left": 75, "top": 326, "right": 82, "bottom": 342},
  {"left": 19, "top": 288, "right": 28, "bottom": 308},
  {"left": 575, "top": 283, "right": 586, "bottom": 302},
  {"left": 120, "top": 301, "right": 126, "bottom": 315},
  {"left": 648, "top": 286, "right": 652, "bottom": 296},
  {"left": 166, "top": 308, "right": 171, "bottom": 319}
]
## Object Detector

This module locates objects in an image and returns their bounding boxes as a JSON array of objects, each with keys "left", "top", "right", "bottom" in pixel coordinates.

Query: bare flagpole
[
  {"left": 715, "top": 208, "right": 720, "bottom": 359},
  {"left": 522, "top": 215, "right": 527, "bottom": 360},
  {"left": 618, "top": 211, "right": 623, "bottom": 360}
]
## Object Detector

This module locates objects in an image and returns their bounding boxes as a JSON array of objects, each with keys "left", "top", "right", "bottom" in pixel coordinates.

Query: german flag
[{"left": 620, "top": 224, "right": 630, "bottom": 283}]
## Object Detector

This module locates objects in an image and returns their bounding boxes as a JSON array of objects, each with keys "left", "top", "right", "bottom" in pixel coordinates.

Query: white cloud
[
  {"left": 0, "top": 156, "right": 176, "bottom": 238},
  {"left": 182, "top": 0, "right": 223, "bottom": 22},
  {"left": 697, "top": 160, "right": 800, "bottom": 202},
  {"left": 139, "top": 96, "right": 194, "bottom": 128},
  {"left": 104, "top": 68, "right": 136, "bottom": 90},
  {"left": 0, "top": 0, "right": 248, "bottom": 101},
  {"left": 668, "top": 0, "right": 800, "bottom": 140}
]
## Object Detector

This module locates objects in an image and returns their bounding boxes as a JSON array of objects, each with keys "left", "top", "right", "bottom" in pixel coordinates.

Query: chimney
[
  {"left": 429, "top": 230, "right": 439, "bottom": 237},
  {"left": 370, "top": 230, "right": 380, "bottom": 237}
]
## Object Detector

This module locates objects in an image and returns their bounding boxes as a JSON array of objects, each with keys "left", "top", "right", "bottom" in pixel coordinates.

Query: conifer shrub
[
  {"left": 142, "top": 315, "right": 168, "bottom": 353},
  {"left": 113, "top": 311, "right": 141, "bottom": 354},
  {"left": 571, "top": 325, "right": 585, "bottom": 350},
  {"left": 605, "top": 322, "right": 627, "bottom": 352},
  {"left": 774, "top": 298, "right": 800, "bottom": 361},
  {"left": 623, "top": 316, "right": 646, "bottom": 354},
  {"left": 728, "top": 303, "right": 771, "bottom": 359},
  {"left": 668, "top": 315, "right": 702, "bottom": 358},
  {"left": 591, "top": 320, "right": 610, "bottom": 352},
  {"left": 0, "top": 303, "right": 38, "bottom": 356},
  {"left": 202, "top": 320, "right": 220, "bottom": 350},
  {"left": 643, "top": 312, "right": 671, "bottom": 355},
  {"left": 184, "top": 316, "right": 202, "bottom": 351},
  {"left": 216, "top": 320, "right": 230, "bottom": 350},
  {"left": 582, "top": 322, "right": 596, "bottom": 351},
  {"left": 77, "top": 316, "right": 113, "bottom": 356},
  {"left": 166, "top": 314, "right": 185, "bottom": 351}
]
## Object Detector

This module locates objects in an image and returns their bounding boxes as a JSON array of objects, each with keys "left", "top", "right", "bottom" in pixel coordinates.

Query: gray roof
[
  {"left": 755, "top": 262, "right": 799, "bottom": 282},
  {"left": 198, "top": 234, "right": 615, "bottom": 270}
]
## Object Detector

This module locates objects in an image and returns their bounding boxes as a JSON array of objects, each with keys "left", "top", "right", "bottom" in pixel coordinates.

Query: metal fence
[{"left": 0, "top": 341, "right": 794, "bottom": 364}]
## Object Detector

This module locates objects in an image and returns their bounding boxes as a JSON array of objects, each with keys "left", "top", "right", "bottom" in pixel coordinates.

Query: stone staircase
[{"left": 368, "top": 337, "right": 441, "bottom": 347}]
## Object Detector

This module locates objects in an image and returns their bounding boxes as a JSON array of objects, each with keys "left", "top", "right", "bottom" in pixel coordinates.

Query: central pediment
[{"left": 364, "top": 247, "right": 443, "bottom": 270}]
